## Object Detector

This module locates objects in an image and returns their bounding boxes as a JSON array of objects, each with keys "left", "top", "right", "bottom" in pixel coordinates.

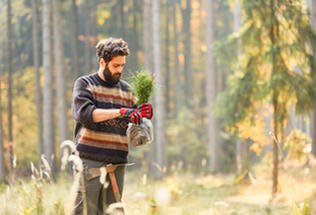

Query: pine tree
[{"left": 218, "top": 0, "right": 316, "bottom": 197}]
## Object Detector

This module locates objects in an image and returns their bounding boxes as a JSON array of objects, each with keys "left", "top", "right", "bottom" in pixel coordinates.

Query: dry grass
[{"left": 0, "top": 161, "right": 315, "bottom": 215}]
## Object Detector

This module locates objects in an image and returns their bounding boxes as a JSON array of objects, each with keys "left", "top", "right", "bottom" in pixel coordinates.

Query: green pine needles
[{"left": 130, "top": 70, "right": 154, "bottom": 106}]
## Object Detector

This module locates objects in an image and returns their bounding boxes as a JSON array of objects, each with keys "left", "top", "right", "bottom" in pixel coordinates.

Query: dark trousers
[{"left": 73, "top": 158, "right": 125, "bottom": 215}]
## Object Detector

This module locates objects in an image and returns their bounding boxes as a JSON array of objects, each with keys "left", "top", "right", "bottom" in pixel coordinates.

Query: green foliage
[
  {"left": 1, "top": 67, "right": 39, "bottom": 165},
  {"left": 284, "top": 129, "right": 311, "bottom": 161},
  {"left": 216, "top": 0, "right": 316, "bottom": 138},
  {"left": 96, "top": 3, "right": 111, "bottom": 26},
  {"left": 53, "top": 200, "right": 65, "bottom": 215},
  {"left": 148, "top": 198, "right": 159, "bottom": 215},
  {"left": 166, "top": 109, "right": 208, "bottom": 172},
  {"left": 292, "top": 201, "right": 311, "bottom": 215},
  {"left": 130, "top": 70, "right": 154, "bottom": 106},
  {"left": 233, "top": 170, "right": 250, "bottom": 185}
]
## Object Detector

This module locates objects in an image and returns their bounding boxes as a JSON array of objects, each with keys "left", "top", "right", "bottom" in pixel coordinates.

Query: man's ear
[{"left": 99, "top": 58, "right": 106, "bottom": 68}]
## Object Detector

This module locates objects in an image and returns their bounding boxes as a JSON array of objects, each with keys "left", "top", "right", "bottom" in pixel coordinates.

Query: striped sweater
[{"left": 72, "top": 72, "right": 137, "bottom": 164}]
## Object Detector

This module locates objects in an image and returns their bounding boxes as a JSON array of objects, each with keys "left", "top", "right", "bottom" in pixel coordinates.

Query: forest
[{"left": 0, "top": 0, "right": 316, "bottom": 214}]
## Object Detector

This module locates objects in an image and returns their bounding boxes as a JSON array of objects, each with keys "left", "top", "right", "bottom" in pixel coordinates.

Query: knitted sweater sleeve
[{"left": 72, "top": 77, "right": 96, "bottom": 127}]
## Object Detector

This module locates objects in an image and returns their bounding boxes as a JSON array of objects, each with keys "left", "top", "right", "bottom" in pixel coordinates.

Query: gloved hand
[
  {"left": 137, "top": 103, "right": 153, "bottom": 119},
  {"left": 120, "top": 108, "right": 143, "bottom": 124}
]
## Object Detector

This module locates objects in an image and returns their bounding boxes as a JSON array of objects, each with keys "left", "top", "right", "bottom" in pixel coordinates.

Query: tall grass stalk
[{"left": 68, "top": 154, "right": 87, "bottom": 215}]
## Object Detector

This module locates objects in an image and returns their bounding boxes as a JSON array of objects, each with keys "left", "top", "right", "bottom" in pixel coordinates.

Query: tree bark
[
  {"left": 181, "top": 0, "right": 193, "bottom": 108},
  {"left": 272, "top": 94, "right": 280, "bottom": 196},
  {"left": 164, "top": 3, "right": 171, "bottom": 116},
  {"left": 0, "top": 61, "right": 5, "bottom": 182},
  {"left": 205, "top": 0, "right": 219, "bottom": 172},
  {"left": 52, "top": 0, "right": 70, "bottom": 144},
  {"left": 71, "top": 0, "right": 80, "bottom": 78},
  {"left": 84, "top": 1, "right": 92, "bottom": 75},
  {"left": 152, "top": 0, "right": 166, "bottom": 176},
  {"left": 42, "top": 0, "right": 55, "bottom": 168},
  {"left": 270, "top": 0, "right": 279, "bottom": 197},
  {"left": 7, "top": 0, "right": 15, "bottom": 177},
  {"left": 127, "top": 0, "right": 140, "bottom": 73},
  {"left": 143, "top": 0, "right": 152, "bottom": 71},
  {"left": 143, "top": 0, "right": 154, "bottom": 174},
  {"left": 173, "top": 2, "right": 181, "bottom": 117},
  {"left": 233, "top": 0, "right": 247, "bottom": 175},
  {"left": 32, "top": 0, "right": 44, "bottom": 163},
  {"left": 120, "top": 0, "right": 126, "bottom": 39},
  {"left": 132, "top": 0, "right": 140, "bottom": 72},
  {"left": 311, "top": 0, "right": 316, "bottom": 156},
  {"left": 313, "top": 111, "right": 316, "bottom": 156}
]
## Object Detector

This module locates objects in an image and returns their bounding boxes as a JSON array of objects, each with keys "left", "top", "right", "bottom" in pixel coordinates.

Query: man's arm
[
  {"left": 92, "top": 108, "right": 121, "bottom": 123},
  {"left": 73, "top": 78, "right": 123, "bottom": 124},
  {"left": 72, "top": 78, "right": 97, "bottom": 127},
  {"left": 73, "top": 78, "right": 144, "bottom": 125}
]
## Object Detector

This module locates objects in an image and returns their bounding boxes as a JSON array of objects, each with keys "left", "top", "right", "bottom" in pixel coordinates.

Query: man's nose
[{"left": 117, "top": 67, "right": 123, "bottom": 73}]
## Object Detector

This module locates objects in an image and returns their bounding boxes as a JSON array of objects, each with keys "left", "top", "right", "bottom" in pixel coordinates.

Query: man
[{"left": 72, "top": 37, "right": 153, "bottom": 214}]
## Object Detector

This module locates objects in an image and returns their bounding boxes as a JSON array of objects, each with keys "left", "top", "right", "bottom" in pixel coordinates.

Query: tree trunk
[
  {"left": 143, "top": 0, "right": 152, "bottom": 71},
  {"left": 120, "top": 0, "right": 126, "bottom": 39},
  {"left": 233, "top": 0, "right": 248, "bottom": 174},
  {"left": 311, "top": 0, "right": 316, "bottom": 157},
  {"left": 142, "top": 0, "right": 154, "bottom": 175},
  {"left": 164, "top": 3, "right": 171, "bottom": 116},
  {"left": 181, "top": 0, "right": 193, "bottom": 108},
  {"left": 242, "top": 140, "right": 249, "bottom": 172},
  {"left": 53, "top": 0, "right": 70, "bottom": 144},
  {"left": 90, "top": 3, "right": 96, "bottom": 62},
  {"left": 132, "top": 0, "right": 140, "bottom": 72},
  {"left": 0, "top": 64, "right": 5, "bottom": 181},
  {"left": 237, "top": 139, "right": 249, "bottom": 175},
  {"left": 152, "top": 0, "right": 166, "bottom": 176},
  {"left": 173, "top": 2, "right": 181, "bottom": 117},
  {"left": 71, "top": 0, "right": 80, "bottom": 78},
  {"left": 32, "top": 0, "right": 43, "bottom": 163},
  {"left": 7, "top": 0, "right": 15, "bottom": 177},
  {"left": 270, "top": 0, "right": 279, "bottom": 197},
  {"left": 205, "top": 0, "right": 219, "bottom": 172},
  {"left": 42, "top": 0, "right": 55, "bottom": 169},
  {"left": 313, "top": 111, "right": 316, "bottom": 156},
  {"left": 128, "top": 0, "right": 140, "bottom": 73},
  {"left": 272, "top": 95, "right": 279, "bottom": 197},
  {"left": 84, "top": 1, "right": 91, "bottom": 75}
]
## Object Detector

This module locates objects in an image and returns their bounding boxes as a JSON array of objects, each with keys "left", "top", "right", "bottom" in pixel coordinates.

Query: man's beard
[{"left": 103, "top": 64, "right": 121, "bottom": 85}]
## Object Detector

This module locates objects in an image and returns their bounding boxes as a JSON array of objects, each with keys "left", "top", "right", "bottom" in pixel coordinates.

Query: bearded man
[{"left": 72, "top": 37, "right": 153, "bottom": 214}]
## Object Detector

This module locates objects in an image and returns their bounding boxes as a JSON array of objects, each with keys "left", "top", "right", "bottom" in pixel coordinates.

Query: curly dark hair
[{"left": 96, "top": 38, "right": 130, "bottom": 63}]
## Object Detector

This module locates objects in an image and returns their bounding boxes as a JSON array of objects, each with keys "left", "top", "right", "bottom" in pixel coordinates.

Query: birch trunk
[
  {"left": 42, "top": 0, "right": 55, "bottom": 168},
  {"left": 205, "top": 0, "right": 219, "bottom": 172},
  {"left": 52, "top": 0, "right": 70, "bottom": 144},
  {"left": 152, "top": 0, "right": 166, "bottom": 175}
]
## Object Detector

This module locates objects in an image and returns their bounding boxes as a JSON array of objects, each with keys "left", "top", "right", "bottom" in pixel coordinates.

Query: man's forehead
[{"left": 111, "top": 56, "right": 126, "bottom": 64}]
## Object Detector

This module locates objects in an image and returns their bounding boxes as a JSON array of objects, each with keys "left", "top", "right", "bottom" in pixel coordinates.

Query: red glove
[
  {"left": 137, "top": 103, "right": 153, "bottom": 119},
  {"left": 120, "top": 108, "right": 142, "bottom": 124}
]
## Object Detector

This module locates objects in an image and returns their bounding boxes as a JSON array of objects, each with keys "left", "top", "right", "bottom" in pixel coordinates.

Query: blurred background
[{"left": 0, "top": 0, "right": 316, "bottom": 214}]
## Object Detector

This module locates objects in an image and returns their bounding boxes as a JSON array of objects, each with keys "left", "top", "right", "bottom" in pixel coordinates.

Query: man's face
[{"left": 103, "top": 55, "right": 126, "bottom": 85}]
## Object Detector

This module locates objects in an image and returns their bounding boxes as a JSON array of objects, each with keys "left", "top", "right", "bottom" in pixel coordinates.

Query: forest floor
[{"left": 0, "top": 160, "right": 315, "bottom": 215}]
